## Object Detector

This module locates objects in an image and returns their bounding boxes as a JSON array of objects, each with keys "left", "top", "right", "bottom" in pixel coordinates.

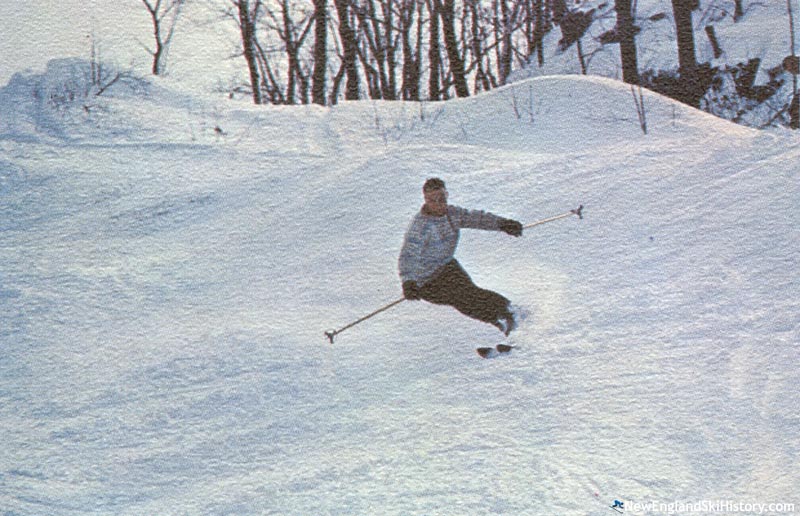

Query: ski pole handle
[
  {"left": 325, "top": 297, "right": 405, "bottom": 343},
  {"left": 522, "top": 205, "right": 583, "bottom": 230}
]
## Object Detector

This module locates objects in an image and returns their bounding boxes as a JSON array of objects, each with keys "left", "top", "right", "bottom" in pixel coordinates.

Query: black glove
[
  {"left": 500, "top": 218, "right": 523, "bottom": 237},
  {"left": 402, "top": 280, "right": 421, "bottom": 300}
]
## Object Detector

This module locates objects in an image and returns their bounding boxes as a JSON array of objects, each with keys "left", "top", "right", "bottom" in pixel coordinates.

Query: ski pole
[
  {"left": 523, "top": 205, "right": 584, "bottom": 230},
  {"left": 325, "top": 297, "right": 405, "bottom": 343}
]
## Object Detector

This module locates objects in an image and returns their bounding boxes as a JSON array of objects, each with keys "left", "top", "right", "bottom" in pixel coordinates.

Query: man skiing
[{"left": 398, "top": 177, "right": 523, "bottom": 335}]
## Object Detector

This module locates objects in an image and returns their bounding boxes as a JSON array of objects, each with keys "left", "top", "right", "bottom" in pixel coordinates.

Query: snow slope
[{"left": 1, "top": 70, "right": 799, "bottom": 515}]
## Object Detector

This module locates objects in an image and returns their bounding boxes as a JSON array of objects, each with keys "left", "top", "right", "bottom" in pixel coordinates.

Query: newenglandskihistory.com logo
[{"left": 612, "top": 499, "right": 796, "bottom": 514}]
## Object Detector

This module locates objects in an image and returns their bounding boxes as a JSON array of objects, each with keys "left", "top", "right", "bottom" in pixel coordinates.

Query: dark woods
[{"left": 225, "top": 0, "right": 568, "bottom": 105}]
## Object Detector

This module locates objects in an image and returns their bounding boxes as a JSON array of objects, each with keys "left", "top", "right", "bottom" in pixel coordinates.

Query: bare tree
[
  {"left": 788, "top": 0, "right": 799, "bottom": 128},
  {"left": 219, "top": 0, "right": 568, "bottom": 104},
  {"left": 334, "top": 0, "right": 361, "bottom": 100},
  {"left": 437, "top": 0, "right": 470, "bottom": 97},
  {"left": 467, "top": 0, "right": 494, "bottom": 92},
  {"left": 671, "top": 0, "right": 699, "bottom": 104},
  {"left": 263, "top": 0, "right": 315, "bottom": 104},
  {"left": 525, "top": 0, "right": 549, "bottom": 68},
  {"left": 235, "top": 0, "right": 264, "bottom": 104},
  {"left": 615, "top": 0, "right": 639, "bottom": 84},
  {"left": 353, "top": 0, "right": 400, "bottom": 100},
  {"left": 399, "top": 0, "right": 423, "bottom": 100},
  {"left": 141, "top": 0, "right": 186, "bottom": 75},
  {"left": 427, "top": 0, "right": 443, "bottom": 99},
  {"left": 493, "top": 0, "right": 523, "bottom": 85},
  {"left": 312, "top": 0, "right": 328, "bottom": 105}
]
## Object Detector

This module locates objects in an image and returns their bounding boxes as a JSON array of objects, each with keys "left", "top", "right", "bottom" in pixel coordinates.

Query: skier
[{"left": 398, "top": 177, "right": 523, "bottom": 335}]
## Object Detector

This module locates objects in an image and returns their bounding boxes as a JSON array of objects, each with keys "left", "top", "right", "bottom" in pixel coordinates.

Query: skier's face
[{"left": 423, "top": 188, "right": 448, "bottom": 216}]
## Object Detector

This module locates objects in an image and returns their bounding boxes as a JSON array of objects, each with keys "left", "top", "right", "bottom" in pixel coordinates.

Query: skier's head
[
  {"left": 423, "top": 177, "right": 445, "bottom": 192},
  {"left": 422, "top": 177, "right": 448, "bottom": 216}
]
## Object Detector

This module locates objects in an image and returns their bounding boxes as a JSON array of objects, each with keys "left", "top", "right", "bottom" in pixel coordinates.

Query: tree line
[
  {"left": 226, "top": 0, "right": 569, "bottom": 105},
  {"left": 145, "top": 0, "right": 574, "bottom": 105},
  {"left": 141, "top": 0, "right": 798, "bottom": 129}
]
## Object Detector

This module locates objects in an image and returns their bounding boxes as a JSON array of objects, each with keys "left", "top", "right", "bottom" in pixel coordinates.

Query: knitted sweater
[{"left": 398, "top": 205, "right": 504, "bottom": 285}]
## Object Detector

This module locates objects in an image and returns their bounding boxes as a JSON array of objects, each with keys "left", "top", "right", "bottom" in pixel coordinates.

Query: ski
[{"left": 476, "top": 344, "right": 514, "bottom": 358}]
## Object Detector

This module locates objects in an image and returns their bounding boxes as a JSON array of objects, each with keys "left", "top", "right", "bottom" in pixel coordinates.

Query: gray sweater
[{"left": 398, "top": 205, "right": 504, "bottom": 285}]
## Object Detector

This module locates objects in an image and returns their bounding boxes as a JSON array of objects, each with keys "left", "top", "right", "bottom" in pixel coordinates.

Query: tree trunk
[
  {"left": 497, "top": 0, "right": 513, "bottom": 85},
  {"left": 142, "top": 0, "right": 185, "bottom": 76},
  {"left": 334, "top": 0, "right": 360, "bottom": 100},
  {"left": 153, "top": 39, "right": 165, "bottom": 75},
  {"left": 615, "top": 0, "right": 639, "bottom": 84},
  {"left": 533, "top": 0, "right": 547, "bottom": 67},
  {"left": 428, "top": 0, "right": 443, "bottom": 100},
  {"left": 415, "top": 0, "right": 424, "bottom": 97},
  {"left": 705, "top": 25, "right": 722, "bottom": 58},
  {"left": 576, "top": 38, "right": 587, "bottom": 74},
  {"left": 383, "top": 0, "right": 398, "bottom": 99},
  {"left": 671, "top": 0, "right": 699, "bottom": 106},
  {"left": 238, "top": 0, "right": 263, "bottom": 104},
  {"left": 469, "top": 0, "right": 492, "bottom": 92},
  {"left": 358, "top": 0, "right": 395, "bottom": 100},
  {"left": 331, "top": 61, "right": 347, "bottom": 103},
  {"left": 734, "top": 0, "right": 744, "bottom": 22},
  {"left": 312, "top": 0, "right": 327, "bottom": 105},
  {"left": 255, "top": 40, "right": 284, "bottom": 103},
  {"left": 142, "top": 1, "right": 165, "bottom": 75},
  {"left": 281, "top": 0, "right": 298, "bottom": 104},
  {"left": 438, "top": 0, "right": 470, "bottom": 97},
  {"left": 788, "top": 0, "right": 799, "bottom": 128},
  {"left": 400, "top": 0, "right": 421, "bottom": 100}
]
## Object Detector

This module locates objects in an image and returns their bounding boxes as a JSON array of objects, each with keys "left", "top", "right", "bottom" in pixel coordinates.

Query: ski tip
[
  {"left": 477, "top": 344, "right": 514, "bottom": 358},
  {"left": 476, "top": 347, "right": 493, "bottom": 358}
]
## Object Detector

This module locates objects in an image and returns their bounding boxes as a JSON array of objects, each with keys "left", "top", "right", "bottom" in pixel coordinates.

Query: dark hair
[{"left": 423, "top": 177, "right": 446, "bottom": 192}]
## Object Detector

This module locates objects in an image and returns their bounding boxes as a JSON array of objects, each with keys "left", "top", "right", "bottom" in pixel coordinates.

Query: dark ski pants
[{"left": 420, "top": 260, "right": 510, "bottom": 326}]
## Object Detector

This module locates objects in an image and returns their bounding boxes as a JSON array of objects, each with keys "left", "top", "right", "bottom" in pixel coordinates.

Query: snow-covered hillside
[
  {"left": 1, "top": 66, "right": 798, "bottom": 515},
  {"left": 522, "top": 0, "right": 795, "bottom": 79},
  {"left": 516, "top": 0, "right": 799, "bottom": 128}
]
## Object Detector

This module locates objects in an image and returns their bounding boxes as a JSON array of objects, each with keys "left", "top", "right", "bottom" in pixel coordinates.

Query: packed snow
[{"left": 1, "top": 63, "right": 798, "bottom": 515}]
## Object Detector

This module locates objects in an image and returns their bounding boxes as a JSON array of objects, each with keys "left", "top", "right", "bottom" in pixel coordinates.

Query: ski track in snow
[{"left": 1, "top": 73, "right": 799, "bottom": 515}]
